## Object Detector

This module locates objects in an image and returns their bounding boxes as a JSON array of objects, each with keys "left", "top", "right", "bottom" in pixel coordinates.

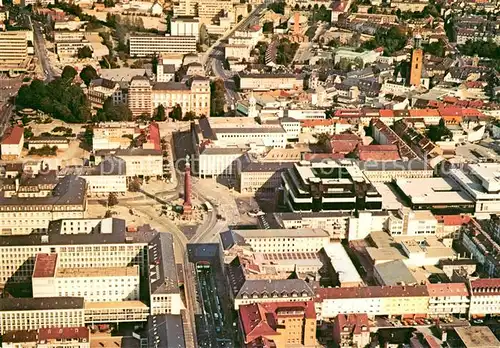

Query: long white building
[{"left": 129, "top": 35, "right": 197, "bottom": 57}]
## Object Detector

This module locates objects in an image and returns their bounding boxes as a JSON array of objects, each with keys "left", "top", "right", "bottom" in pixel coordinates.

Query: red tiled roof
[
  {"left": 379, "top": 109, "right": 394, "bottom": 118},
  {"left": 38, "top": 327, "right": 89, "bottom": 341},
  {"left": 359, "top": 150, "right": 401, "bottom": 161},
  {"left": 335, "top": 109, "right": 362, "bottom": 117},
  {"left": 336, "top": 314, "right": 371, "bottom": 335},
  {"left": 470, "top": 278, "right": 500, "bottom": 290},
  {"left": 426, "top": 283, "right": 469, "bottom": 297},
  {"left": 434, "top": 214, "right": 471, "bottom": 226},
  {"left": 464, "top": 81, "right": 484, "bottom": 88},
  {"left": 1, "top": 126, "right": 23, "bottom": 145},
  {"left": 315, "top": 285, "right": 429, "bottom": 302},
  {"left": 240, "top": 301, "right": 315, "bottom": 344},
  {"left": 408, "top": 109, "right": 440, "bottom": 117},
  {"left": 147, "top": 122, "right": 161, "bottom": 151},
  {"left": 462, "top": 108, "right": 485, "bottom": 117},
  {"left": 331, "top": 133, "right": 360, "bottom": 141},
  {"left": 301, "top": 119, "right": 334, "bottom": 127},
  {"left": 438, "top": 107, "right": 463, "bottom": 117},
  {"left": 32, "top": 253, "right": 58, "bottom": 278}
]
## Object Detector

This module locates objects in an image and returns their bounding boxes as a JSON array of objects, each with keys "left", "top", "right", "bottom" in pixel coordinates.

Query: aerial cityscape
[{"left": 0, "top": 0, "right": 499, "bottom": 346}]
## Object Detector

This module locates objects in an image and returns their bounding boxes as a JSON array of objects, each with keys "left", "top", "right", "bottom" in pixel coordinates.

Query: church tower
[{"left": 409, "top": 34, "right": 423, "bottom": 87}]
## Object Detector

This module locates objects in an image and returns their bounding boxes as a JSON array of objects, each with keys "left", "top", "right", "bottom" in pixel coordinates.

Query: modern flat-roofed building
[
  {"left": 374, "top": 260, "right": 417, "bottom": 286},
  {"left": 393, "top": 177, "right": 475, "bottom": 214},
  {"left": 83, "top": 301, "right": 150, "bottom": 323},
  {"left": 0, "top": 297, "right": 85, "bottom": 334},
  {"left": 239, "top": 161, "right": 293, "bottom": 195},
  {"left": 449, "top": 163, "right": 500, "bottom": 217},
  {"left": 92, "top": 122, "right": 137, "bottom": 151},
  {"left": 323, "top": 243, "right": 363, "bottom": 287},
  {"left": 0, "top": 172, "right": 87, "bottom": 235},
  {"left": 357, "top": 159, "right": 434, "bottom": 183},
  {"left": 197, "top": 146, "right": 247, "bottom": 179},
  {"left": 32, "top": 253, "right": 140, "bottom": 302},
  {"left": 387, "top": 208, "right": 438, "bottom": 236},
  {"left": 129, "top": 35, "right": 197, "bottom": 57},
  {"left": 171, "top": 16, "right": 200, "bottom": 40},
  {"left": 0, "top": 31, "right": 29, "bottom": 71},
  {"left": 282, "top": 160, "right": 382, "bottom": 213},
  {"left": 95, "top": 149, "right": 163, "bottom": 178},
  {"left": 238, "top": 72, "right": 304, "bottom": 91},
  {"left": 221, "top": 228, "right": 330, "bottom": 254},
  {"left": 449, "top": 326, "right": 500, "bottom": 348}
]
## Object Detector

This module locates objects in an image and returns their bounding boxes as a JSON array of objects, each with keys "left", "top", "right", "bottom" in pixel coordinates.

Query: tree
[
  {"left": 199, "top": 24, "right": 209, "bottom": 46},
  {"left": 102, "top": 99, "right": 133, "bottom": 121},
  {"left": 79, "top": 65, "right": 98, "bottom": 86},
  {"left": 152, "top": 54, "right": 159, "bottom": 75},
  {"left": 107, "top": 192, "right": 118, "bottom": 207},
  {"left": 154, "top": 104, "right": 167, "bottom": 121},
  {"left": 61, "top": 66, "right": 77, "bottom": 82},
  {"left": 247, "top": 3, "right": 252, "bottom": 12},
  {"left": 77, "top": 46, "right": 93, "bottom": 59},
  {"left": 263, "top": 21, "right": 274, "bottom": 33},
  {"left": 237, "top": 14, "right": 243, "bottom": 22},
  {"left": 129, "top": 177, "right": 141, "bottom": 192},
  {"left": 24, "top": 127, "right": 34, "bottom": 139},
  {"left": 184, "top": 111, "right": 197, "bottom": 120},
  {"left": 169, "top": 104, "right": 183, "bottom": 121},
  {"left": 423, "top": 39, "right": 445, "bottom": 57},
  {"left": 210, "top": 79, "right": 226, "bottom": 116},
  {"left": 268, "top": 1, "right": 285, "bottom": 14}
]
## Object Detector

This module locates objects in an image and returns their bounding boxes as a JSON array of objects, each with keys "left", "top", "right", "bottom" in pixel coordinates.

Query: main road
[
  {"left": 205, "top": 1, "right": 272, "bottom": 106},
  {"left": 30, "top": 18, "right": 57, "bottom": 82}
]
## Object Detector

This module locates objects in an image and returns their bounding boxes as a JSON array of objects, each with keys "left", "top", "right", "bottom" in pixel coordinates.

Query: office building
[
  {"left": 128, "top": 76, "right": 152, "bottom": 117},
  {"left": 449, "top": 163, "right": 500, "bottom": 217},
  {"left": 387, "top": 208, "right": 438, "bottom": 236},
  {"left": 95, "top": 149, "right": 163, "bottom": 178},
  {"left": 0, "top": 297, "right": 85, "bottom": 334},
  {"left": 0, "top": 31, "right": 29, "bottom": 71},
  {"left": 171, "top": 16, "right": 200, "bottom": 40},
  {"left": 0, "top": 172, "right": 87, "bottom": 235},
  {"left": 221, "top": 228, "right": 330, "bottom": 254},
  {"left": 238, "top": 73, "right": 304, "bottom": 91},
  {"left": 32, "top": 254, "right": 140, "bottom": 302},
  {"left": 129, "top": 35, "right": 197, "bottom": 57},
  {"left": 197, "top": 147, "right": 247, "bottom": 178},
  {"left": 281, "top": 160, "right": 382, "bottom": 212},
  {"left": 238, "top": 301, "right": 316, "bottom": 347},
  {"left": 239, "top": 162, "right": 293, "bottom": 195}
]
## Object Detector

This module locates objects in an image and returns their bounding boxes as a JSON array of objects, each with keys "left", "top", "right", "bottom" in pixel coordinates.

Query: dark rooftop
[{"left": 0, "top": 297, "right": 84, "bottom": 311}]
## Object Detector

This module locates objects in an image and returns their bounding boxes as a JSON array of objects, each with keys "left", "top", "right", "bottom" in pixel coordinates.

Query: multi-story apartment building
[
  {"left": 238, "top": 301, "right": 317, "bottom": 347},
  {"left": 2, "top": 327, "right": 90, "bottom": 348},
  {"left": 461, "top": 219, "right": 500, "bottom": 277},
  {"left": 53, "top": 31, "right": 85, "bottom": 42},
  {"left": 129, "top": 35, "right": 197, "bottom": 57},
  {"left": 316, "top": 285, "right": 429, "bottom": 319},
  {"left": 151, "top": 77, "right": 211, "bottom": 116},
  {"left": 0, "top": 172, "right": 87, "bottom": 235},
  {"left": 468, "top": 278, "right": 500, "bottom": 318},
  {"left": 84, "top": 301, "right": 150, "bottom": 323},
  {"left": 128, "top": 76, "right": 152, "bottom": 117},
  {"left": 0, "top": 297, "right": 85, "bottom": 334},
  {"left": 332, "top": 314, "right": 371, "bottom": 348},
  {"left": 427, "top": 283, "right": 470, "bottom": 318},
  {"left": 32, "top": 254, "right": 140, "bottom": 302},
  {"left": 55, "top": 41, "right": 89, "bottom": 57},
  {"left": 281, "top": 160, "right": 382, "bottom": 213}
]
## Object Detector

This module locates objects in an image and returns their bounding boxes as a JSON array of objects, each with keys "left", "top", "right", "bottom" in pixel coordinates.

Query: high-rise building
[
  {"left": 0, "top": 31, "right": 28, "bottom": 68},
  {"left": 128, "top": 76, "right": 152, "bottom": 117},
  {"left": 409, "top": 34, "right": 423, "bottom": 87},
  {"left": 129, "top": 35, "right": 197, "bottom": 57}
]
